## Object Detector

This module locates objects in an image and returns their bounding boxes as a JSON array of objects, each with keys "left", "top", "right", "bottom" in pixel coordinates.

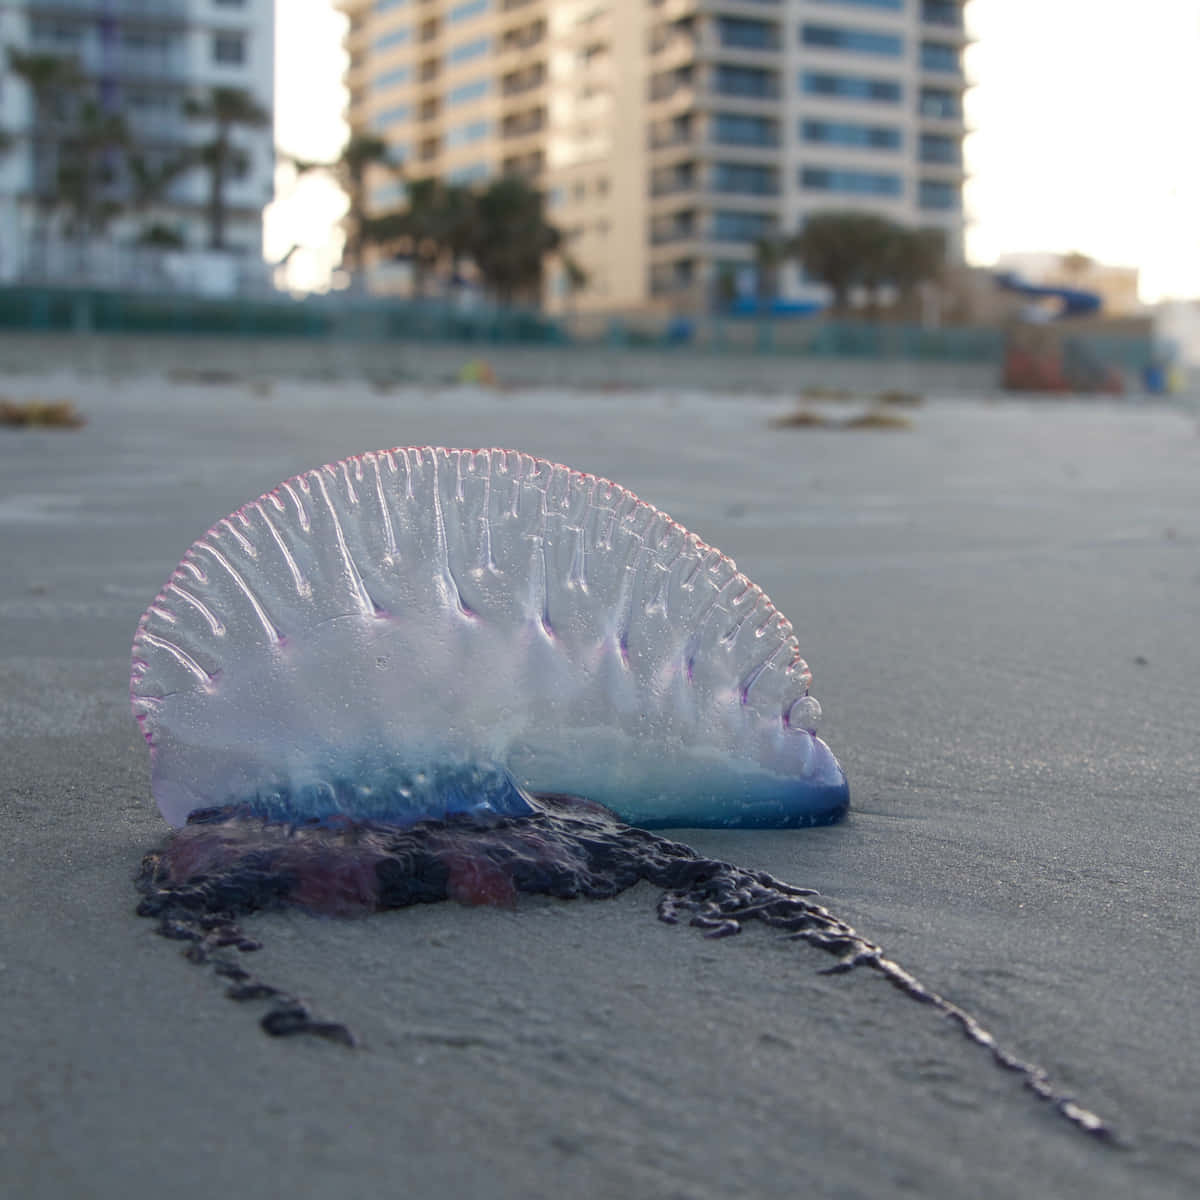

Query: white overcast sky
[{"left": 265, "top": 0, "right": 1200, "bottom": 301}]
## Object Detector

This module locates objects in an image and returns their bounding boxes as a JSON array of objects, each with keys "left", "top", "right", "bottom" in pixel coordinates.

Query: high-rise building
[
  {"left": 0, "top": 0, "right": 275, "bottom": 287},
  {"left": 341, "top": 0, "right": 966, "bottom": 312}
]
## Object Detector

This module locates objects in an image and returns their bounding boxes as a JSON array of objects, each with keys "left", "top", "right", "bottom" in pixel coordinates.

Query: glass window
[
  {"left": 373, "top": 27, "right": 411, "bottom": 52},
  {"left": 811, "top": 0, "right": 902, "bottom": 8},
  {"left": 713, "top": 65, "right": 777, "bottom": 98},
  {"left": 918, "top": 132, "right": 960, "bottom": 164},
  {"left": 372, "top": 104, "right": 412, "bottom": 129},
  {"left": 447, "top": 35, "right": 490, "bottom": 64},
  {"left": 919, "top": 86, "right": 960, "bottom": 118},
  {"left": 802, "top": 72, "right": 901, "bottom": 102},
  {"left": 212, "top": 32, "right": 245, "bottom": 64},
  {"left": 800, "top": 167, "right": 902, "bottom": 196},
  {"left": 712, "top": 162, "right": 778, "bottom": 196},
  {"left": 448, "top": 161, "right": 490, "bottom": 184},
  {"left": 446, "top": 118, "right": 491, "bottom": 147},
  {"left": 918, "top": 179, "right": 959, "bottom": 208},
  {"left": 712, "top": 112, "right": 778, "bottom": 146},
  {"left": 447, "top": 77, "right": 490, "bottom": 104},
  {"left": 717, "top": 18, "right": 780, "bottom": 50},
  {"left": 920, "top": 41, "right": 959, "bottom": 72},
  {"left": 373, "top": 65, "right": 412, "bottom": 90},
  {"left": 921, "top": 1, "right": 961, "bottom": 28},
  {"left": 448, "top": 0, "right": 489, "bottom": 21},
  {"left": 712, "top": 210, "right": 774, "bottom": 241},
  {"left": 801, "top": 25, "right": 903, "bottom": 56},
  {"left": 802, "top": 119, "right": 901, "bottom": 149}
]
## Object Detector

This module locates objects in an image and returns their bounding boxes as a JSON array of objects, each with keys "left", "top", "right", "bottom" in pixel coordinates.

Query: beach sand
[{"left": 1, "top": 374, "right": 1198, "bottom": 1198}]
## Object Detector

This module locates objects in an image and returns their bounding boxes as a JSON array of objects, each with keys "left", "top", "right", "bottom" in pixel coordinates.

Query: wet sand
[{"left": 2, "top": 375, "right": 1198, "bottom": 1198}]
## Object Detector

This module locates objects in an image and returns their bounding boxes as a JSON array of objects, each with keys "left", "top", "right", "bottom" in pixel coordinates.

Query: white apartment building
[
  {"left": 342, "top": 0, "right": 966, "bottom": 312},
  {"left": 0, "top": 0, "right": 275, "bottom": 289}
]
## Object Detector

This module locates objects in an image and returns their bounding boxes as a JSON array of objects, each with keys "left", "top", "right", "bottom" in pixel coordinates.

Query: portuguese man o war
[{"left": 130, "top": 446, "right": 1111, "bottom": 1140}]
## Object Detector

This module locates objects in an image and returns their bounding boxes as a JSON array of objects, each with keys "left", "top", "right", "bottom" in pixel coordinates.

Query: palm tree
[
  {"left": 56, "top": 101, "right": 130, "bottom": 240},
  {"left": 184, "top": 86, "right": 271, "bottom": 250},
  {"left": 7, "top": 49, "right": 86, "bottom": 261},
  {"left": 127, "top": 149, "right": 193, "bottom": 241},
  {"left": 288, "top": 132, "right": 399, "bottom": 285},
  {"left": 467, "top": 176, "right": 560, "bottom": 305}
]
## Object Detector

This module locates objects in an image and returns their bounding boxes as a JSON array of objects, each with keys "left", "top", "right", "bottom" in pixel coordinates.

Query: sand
[{"left": 1, "top": 373, "right": 1198, "bottom": 1199}]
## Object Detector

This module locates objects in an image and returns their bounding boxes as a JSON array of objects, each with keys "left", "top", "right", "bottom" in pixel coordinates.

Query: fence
[{"left": 0, "top": 283, "right": 1162, "bottom": 375}]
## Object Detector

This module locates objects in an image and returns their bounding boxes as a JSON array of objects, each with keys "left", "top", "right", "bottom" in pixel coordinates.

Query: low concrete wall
[{"left": 0, "top": 330, "right": 1000, "bottom": 396}]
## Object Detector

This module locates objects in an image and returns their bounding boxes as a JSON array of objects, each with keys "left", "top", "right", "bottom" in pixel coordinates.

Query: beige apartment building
[{"left": 340, "top": 0, "right": 967, "bottom": 314}]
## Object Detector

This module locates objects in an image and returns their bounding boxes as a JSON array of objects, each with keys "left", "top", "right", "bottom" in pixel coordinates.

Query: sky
[{"left": 265, "top": 0, "right": 1200, "bottom": 302}]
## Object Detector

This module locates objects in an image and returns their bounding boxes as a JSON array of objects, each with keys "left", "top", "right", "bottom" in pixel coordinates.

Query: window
[
  {"left": 448, "top": 161, "right": 489, "bottom": 184},
  {"left": 712, "top": 210, "right": 774, "bottom": 241},
  {"left": 920, "top": 41, "right": 959, "bottom": 72},
  {"left": 811, "top": 0, "right": 902, "bottom": 8},
  {"left": 919, "top": 179, "right": 959, "bottom": 209},
  {"left": 446, "top": 35, "right": 490, "bottom": 64},
  {"left": 801, "top": 25, "right": 903, "bottom": 56},
  {"left": 447, "top": 77, "right": 490, "bottom": 104},
  {"left": 212, "top": 32, "right": 245, "bottom": 64},
  {"left": 373, "top": 65, "right": 412, "bottom": 90},
  {"left": 712, "top": 112, "right": 778, "bottom": 146},
  {"left": 802, "top": 72, "right": 901, "bottom": 102},
  {"left": 712, "top": 162, "right": 778, "bottom": 196},
  {"left": 713, "top": 65, "right": 777, "bottom": 98},
  {"left": 918, "top": 132, "right": 960, "bottom": 164},
  {"left": 802, "top": 119, "right": 901, "bottom": 149},
  {"left": 31, "top": 19, "right": 83, "bottom": 43},
  {"left": 448, "top": 0, "right": 489, "bottom": 22},
  {"left": 919, "top": 86, "right": 960, "bottom": 118},
  {"left": 372, "top": 104, "right": 412, "bottom": 129},
  {"left": 373, "top": 27, "right": 411, "bottom": 52},
  {"left": 801, "top": 167, "right": 902, "bottom": 196},
  {"left": 717, "top": 18, "right": 779, "bottom": 50},
  {"left": 922, "top": 1, "right": 961, "bottom": 27},
  {"left": 446, "top": 118, "right": 491, "bottom": 147}
]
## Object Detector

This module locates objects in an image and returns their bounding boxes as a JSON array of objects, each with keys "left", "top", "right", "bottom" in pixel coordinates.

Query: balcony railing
[
  {"left": 502, "top": 113, "right": 546, "bottom": 138},
  {"left": 649, "top": 128, "right": 695, "bottom": 150}
]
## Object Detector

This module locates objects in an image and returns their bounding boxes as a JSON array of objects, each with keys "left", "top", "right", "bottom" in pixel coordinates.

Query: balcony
[
  {"left": 919, "top": 41, "right": 962, "bottom": 74},
  {"left": 650, "top": 167, "right": 697, "bottom": 197},
  {"left": 918, "top": 132, "right": 962, "bottom": 166},
  {"left": 651, "top": 221, "right": 698, "bottom": 246},
  {"left": 502, "top": 65, "right": 547, "bottom": 96},
  {"left": 501, "top": 110, "right": 546, "bottom": 139},
  {"left": 501, "top": 150, "right": 544, "bottom": 178},
  {"left": 649, "top": 125, "right": 695, "bottom": 151},
  {"left": 498, "top": 23, "right": 547, "bottom": 55},
  {"left": 918, "top": 88, "right": 963, "bottom": 121}
]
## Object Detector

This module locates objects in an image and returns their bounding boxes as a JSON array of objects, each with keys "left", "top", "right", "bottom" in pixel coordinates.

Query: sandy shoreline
[{"left": 2, "top": 376, "right": 1198, "bottom": 1198}]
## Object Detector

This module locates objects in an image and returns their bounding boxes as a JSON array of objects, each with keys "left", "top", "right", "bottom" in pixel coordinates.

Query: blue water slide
[{"left": 994, "top": 271, "right": 1102, "bottom": 318}]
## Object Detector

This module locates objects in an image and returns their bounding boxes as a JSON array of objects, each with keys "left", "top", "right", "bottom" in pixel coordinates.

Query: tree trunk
[{"left": 209, "top": 133, "right": 227, "bottom": 250}]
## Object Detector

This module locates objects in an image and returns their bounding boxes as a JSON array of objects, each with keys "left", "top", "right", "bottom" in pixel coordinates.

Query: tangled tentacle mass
[{"left": 135, "top": 795, "right": 1110, "bottom": 1141}]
